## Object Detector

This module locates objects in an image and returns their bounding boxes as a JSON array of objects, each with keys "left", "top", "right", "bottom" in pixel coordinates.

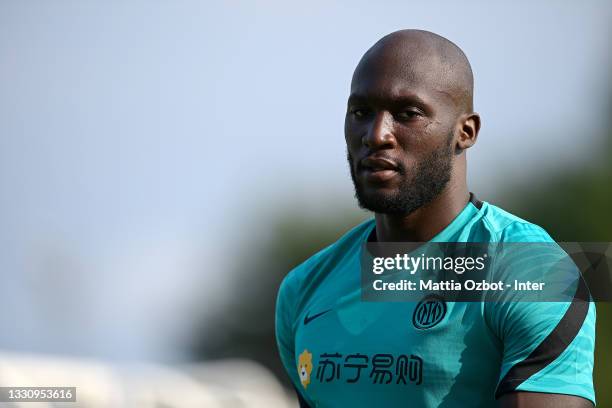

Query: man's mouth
[{"left": 359, "top": 156, "right": 400, "bottom": 183}]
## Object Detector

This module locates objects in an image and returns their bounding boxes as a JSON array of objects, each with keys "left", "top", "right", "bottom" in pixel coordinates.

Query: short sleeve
[
  {"left": 275, "top": 275, "right": 311, "bottom": 405},
  {"left": 492, "top": 293, "right": 596, "bottom": 403},
  {"left": 488, "top": 222, "right": 596, "bottom": 404}
]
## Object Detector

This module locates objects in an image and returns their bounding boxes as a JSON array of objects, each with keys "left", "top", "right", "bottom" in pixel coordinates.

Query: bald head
[{"left": 352, "top": 29, "right": 474, "bottom": 114}]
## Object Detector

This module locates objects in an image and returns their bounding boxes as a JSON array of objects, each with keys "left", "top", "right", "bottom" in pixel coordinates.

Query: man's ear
[{"left": 456, "top": 112, "right": 481, "bottom": 150}]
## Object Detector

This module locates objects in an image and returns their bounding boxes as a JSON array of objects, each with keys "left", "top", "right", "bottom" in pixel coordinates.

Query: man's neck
[{"left": 373, "top": 184, "right": 470, "bottom": 242}]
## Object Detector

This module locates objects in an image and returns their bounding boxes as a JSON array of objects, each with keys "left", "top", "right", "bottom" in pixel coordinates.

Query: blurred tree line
[{"left": 192, "top": 105, "right": 612, "bottom": 405}]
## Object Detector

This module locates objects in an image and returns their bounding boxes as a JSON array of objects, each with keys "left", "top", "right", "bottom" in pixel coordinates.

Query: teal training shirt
[{"left": 275, "top": 196, "right": 595, "bottom": 407}]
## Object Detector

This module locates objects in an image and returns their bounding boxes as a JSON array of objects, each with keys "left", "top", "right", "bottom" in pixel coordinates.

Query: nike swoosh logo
[{"left": 304, "top": 309, "right": 332, "bottom": 325}]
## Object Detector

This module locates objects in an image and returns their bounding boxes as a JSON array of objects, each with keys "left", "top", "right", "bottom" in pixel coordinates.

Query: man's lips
[
  {"left": 360, "top": 156, "right": 399, "bottom": 172},
  {"left": 359, "top": 156, "right": 400, "bottom": 183}
]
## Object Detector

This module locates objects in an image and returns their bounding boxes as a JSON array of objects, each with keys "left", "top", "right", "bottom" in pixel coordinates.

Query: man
[{"left": 275, "top": 30, "right": 595, "bottom": 407}]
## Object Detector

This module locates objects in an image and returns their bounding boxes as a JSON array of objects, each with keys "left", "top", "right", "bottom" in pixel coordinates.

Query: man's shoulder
[
  {"left": 479, "top": 201, "right": 555, "bottom": 243},
  {"left": 279, "top": 218, "right": 374, "bottom": 293}
]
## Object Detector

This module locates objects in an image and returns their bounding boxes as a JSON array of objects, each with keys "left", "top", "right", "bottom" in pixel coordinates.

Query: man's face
[{"left": 345, "top": 49, "right": 460, "bottom": 215}]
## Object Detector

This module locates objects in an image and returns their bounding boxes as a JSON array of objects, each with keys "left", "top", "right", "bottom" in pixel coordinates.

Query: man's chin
[
  {"left": 357, "top": 181, "right": 399, "bottom": 196},
  {"left": 355, "top": 190, "right": 409, "bottom": 215}
]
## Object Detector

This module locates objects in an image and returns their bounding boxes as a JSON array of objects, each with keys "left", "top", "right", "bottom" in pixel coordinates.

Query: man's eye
[
  {"left": 350, "top": 108, "right": 369, "bottom": 118},
  {"left": 396, "top": 110, "right": 421, "bottom": 120}
]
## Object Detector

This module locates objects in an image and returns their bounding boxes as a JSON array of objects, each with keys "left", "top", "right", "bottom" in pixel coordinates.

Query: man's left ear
[{"left": 456, "top": 112, "right": 481, "bottom": 150}]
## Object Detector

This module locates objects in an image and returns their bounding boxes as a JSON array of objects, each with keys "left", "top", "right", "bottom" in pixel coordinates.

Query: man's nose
[{"left": 362, "top": 111, "right": 396, "bottom": 149}]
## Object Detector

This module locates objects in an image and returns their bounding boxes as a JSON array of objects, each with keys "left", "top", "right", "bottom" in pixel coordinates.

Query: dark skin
[{"left": 343, "top": 30, "right": 593, "bottom": 408}]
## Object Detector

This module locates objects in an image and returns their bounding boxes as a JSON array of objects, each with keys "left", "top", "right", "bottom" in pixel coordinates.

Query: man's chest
[{"left": 293, "top": 294, "right": 502, "bottom": 407}]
